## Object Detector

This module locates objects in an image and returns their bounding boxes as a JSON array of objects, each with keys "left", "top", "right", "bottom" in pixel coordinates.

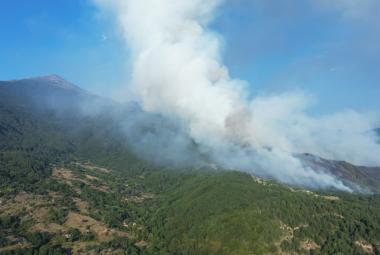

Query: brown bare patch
[
  {"left": 52, "top": 167, "right": 76, "bottom": 186},
  {"left": 124, "top": 193, "right": 154, "bottom": 203},
  {"left": 73, "top": 198, "right": 90, "bottom": 215},
  {"left": 53, "top": 167, "right": 109, "bottom": 193},
  {"left": 75, "top": 162, "right": 111, "bottom": 173},
  {"left": 0, "top": 192, "right": 49, "bottom": 216},
  {"left": 32, "top": 207, "right": 50, "bottom": 222},
  {"left": 13, "top": 192, "right": 32, "bottom": 203},
  {"left": 70, "top": 240, "right": 100, "bottom": 254},
  {"left": 48, "top": 191, "right": 63, "bottom": 199},
  {"left": 85, "top": 174, "right": 100, "bottom": 181},
  {"left": 333, "top": 213, "right": 344, "bottom": 219},
  {"left": 135, "top": 240, "right": 148, "bottom": 248},
  {"left": 287, "top": 188, "right": 341, "bottom": 202},
  {"left": 321, "top": 195, "right": 340, "bottom": 201},
  {"left": 355, "top": 240, "right": 374, "bottom": 254},
  {"left": 91, "top": 184, "right": 109, "bottom": 193},
  {"left": 279, "top": 223, "right": 294, "bottom": 242},
  {"left": 300, "top": 239, "right": 320, "bottom": 251},
  {"left": 64, "top": 212, "right": 130, "bottom": 242},
  {"left": 0, "top": 242, "right": 31, "bottom": 253},
  {"left": 277, "top": 222, "right": 310, "bottom": 254},
  {"left": 30, "top": 222, "right": 66, "bottom": 233},
  {"left": 252, "top": 176, "right": 271, "bottom": 186}
]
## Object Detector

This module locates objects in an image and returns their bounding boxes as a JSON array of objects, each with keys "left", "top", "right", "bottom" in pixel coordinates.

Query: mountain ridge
[
  {"left": 1, "top": 74, "right": 380, "bottom": 193},
  {"left": 0, "top": 74, "right": 84, "bottom": 93}
]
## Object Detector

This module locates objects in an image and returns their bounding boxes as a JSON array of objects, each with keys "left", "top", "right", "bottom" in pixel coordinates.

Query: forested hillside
[{"left": 0, "top": 76, "right": 379, "bottom": 255}]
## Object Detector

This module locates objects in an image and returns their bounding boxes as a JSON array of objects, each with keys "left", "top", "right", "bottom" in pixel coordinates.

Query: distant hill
[
  {"left": 0, "top": 75, "right": 146, "bottom": 185},
  {"left": 0, "top": 75, "right": 85, "bottom": 108},
  {"left": 300, "top": 154, "right": 380, "bottom": 193},
  {"left": 2, "top": 74, "right": 83, "bottom": 90}
]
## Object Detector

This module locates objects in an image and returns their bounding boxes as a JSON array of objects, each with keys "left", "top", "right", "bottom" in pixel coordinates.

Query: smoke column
[{"left": 94, "top": 0, "right": 380, "bottom": 191}]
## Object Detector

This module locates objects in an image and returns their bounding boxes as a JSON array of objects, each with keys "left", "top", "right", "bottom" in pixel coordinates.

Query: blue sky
[{"left": 0, "top": 0, "right": 379, "bottom": 114}]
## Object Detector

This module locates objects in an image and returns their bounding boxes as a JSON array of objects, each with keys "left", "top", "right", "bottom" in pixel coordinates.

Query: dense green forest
[{"left": 0, "top": 77, "right": 379, "bottom": 254}]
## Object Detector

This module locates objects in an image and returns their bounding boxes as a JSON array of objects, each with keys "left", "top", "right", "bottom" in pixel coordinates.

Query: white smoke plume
[{"left": 94, "top": 0, "right": 380, "bottom": 191}]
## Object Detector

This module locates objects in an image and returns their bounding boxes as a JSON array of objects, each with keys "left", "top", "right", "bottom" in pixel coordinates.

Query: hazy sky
[{"left": 0, "top": 0, "right": 379, "bottom": 114}]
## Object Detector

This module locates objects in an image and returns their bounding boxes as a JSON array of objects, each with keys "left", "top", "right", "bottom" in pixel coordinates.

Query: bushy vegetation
[{"left": 139, "top": 170, "right": 380, "bottom": 254}]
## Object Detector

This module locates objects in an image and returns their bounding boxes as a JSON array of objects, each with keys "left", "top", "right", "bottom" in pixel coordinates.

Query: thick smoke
[{"left": 94, "top": 0, "right": 380, "bottom": 191}]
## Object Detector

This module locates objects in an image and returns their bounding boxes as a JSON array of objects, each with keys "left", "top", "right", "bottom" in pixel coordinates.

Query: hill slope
[{"left": 0, "top": 76, "right": 380, "bottom": 254}]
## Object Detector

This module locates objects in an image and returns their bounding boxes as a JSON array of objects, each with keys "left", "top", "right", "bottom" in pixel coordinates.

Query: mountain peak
[
  {"left": 2, "top": 74, "right": 84, "bottom": 93},
  {"left": 33, "top": 74, "right": 83, "bottom": 92},
  {"left": 39, "top": 74, "right": 65, "bottom": 81}
]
